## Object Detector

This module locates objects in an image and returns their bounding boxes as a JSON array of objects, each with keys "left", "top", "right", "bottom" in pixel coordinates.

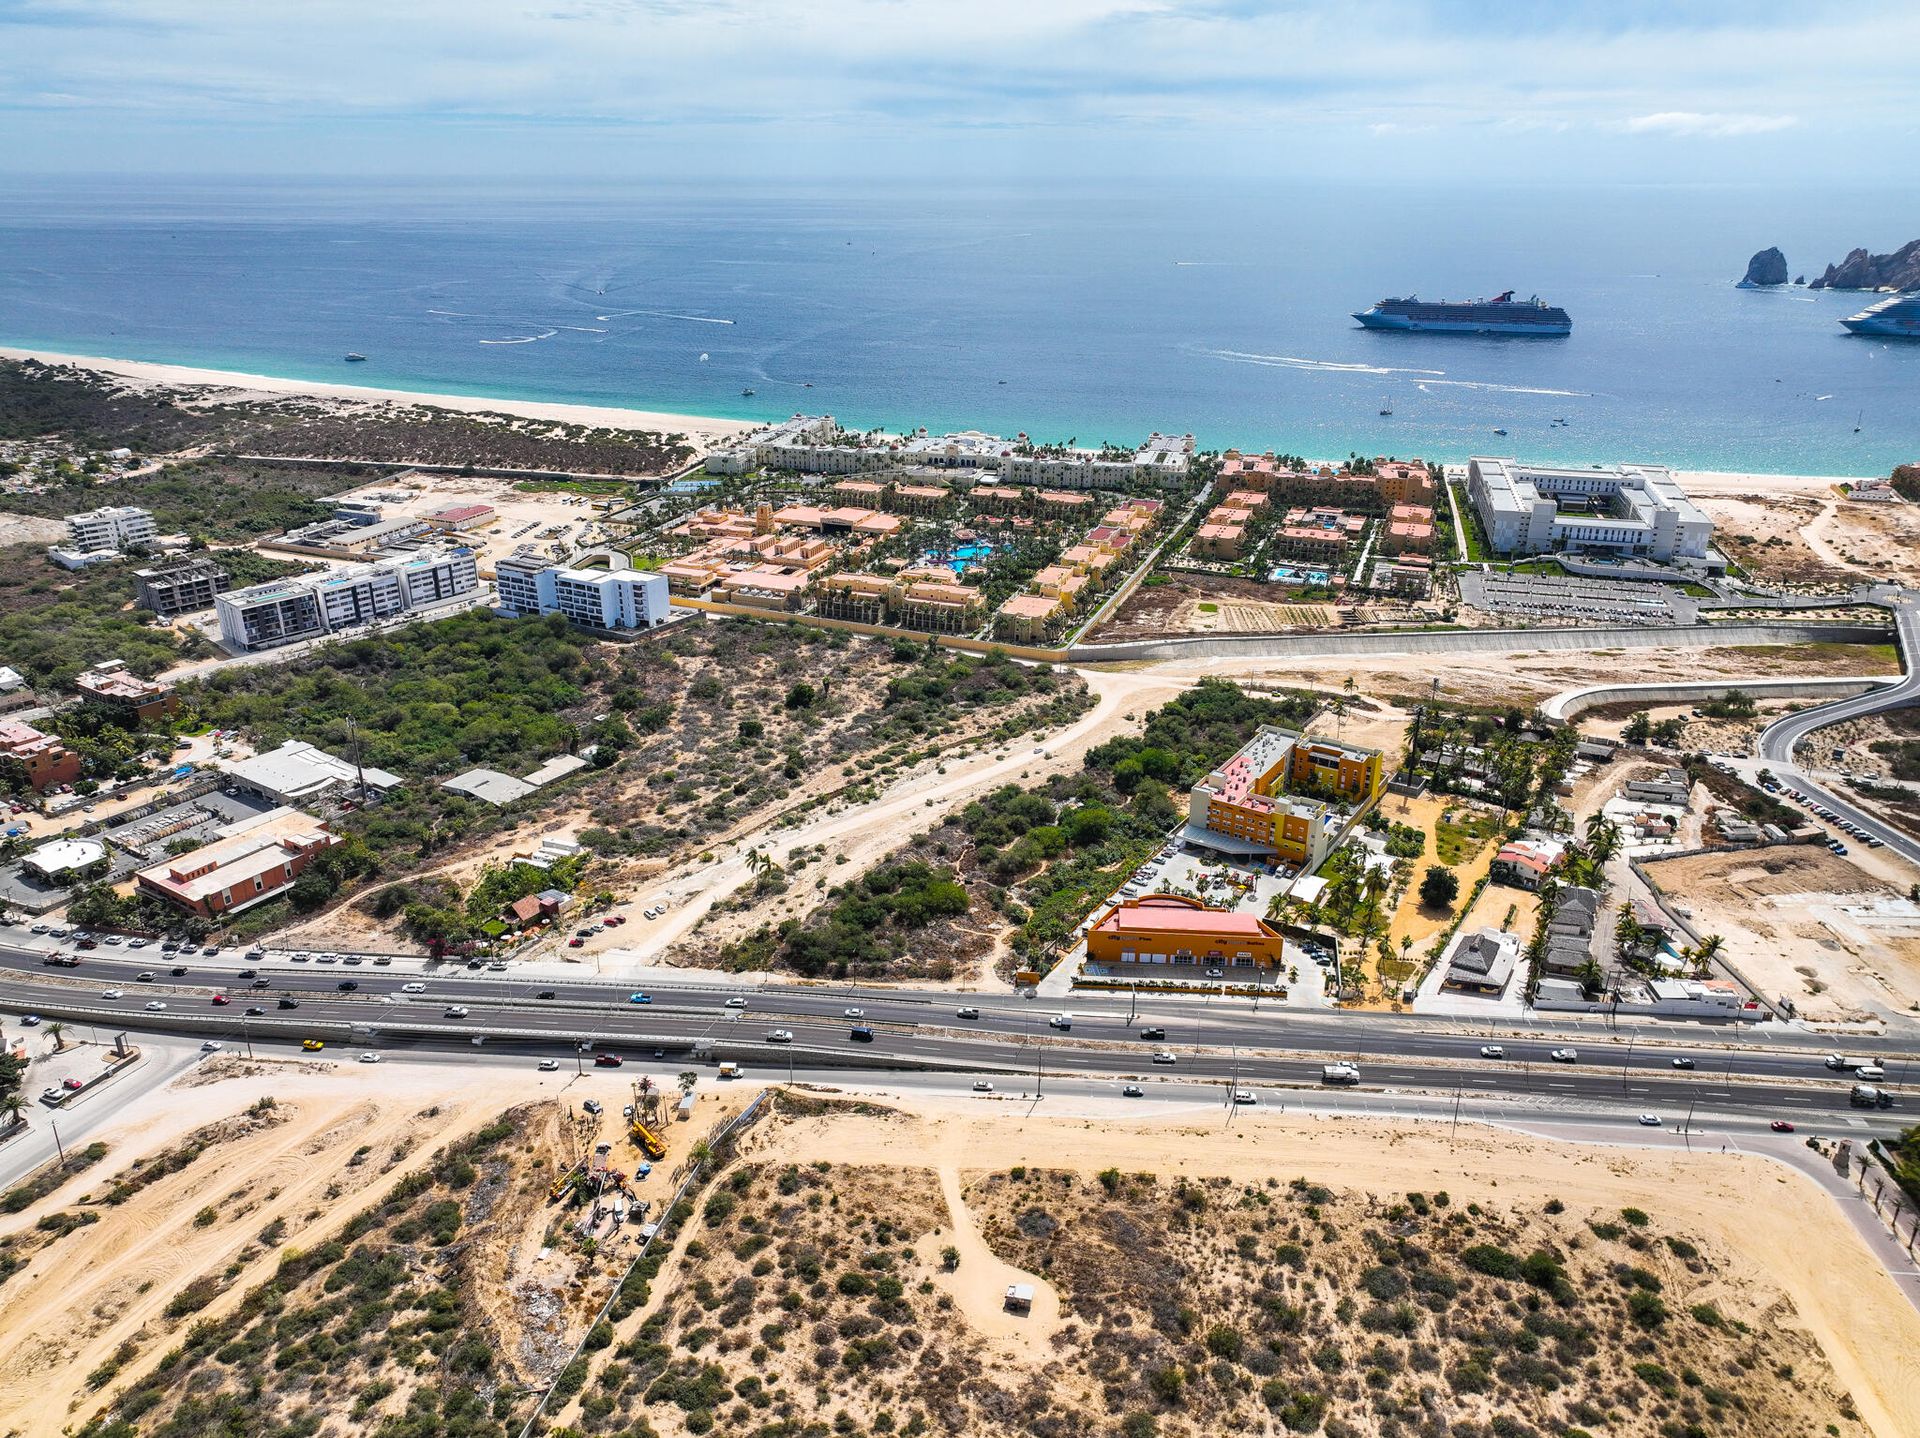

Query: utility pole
[
  {"left": 347, "top": 714, "right": 368, "bottom": 805},
  {"left": 50, "top": 1117, "right": 64, "bottom": 1164},
  {"left": 1620, "top": 1034, "right": 1636, "bottom": 1095},
  {"left": 575, "top": 1040, "right": 584, "bottom": 1076},
  {"left": 1682, "top": 1091, "right": 1698, "bottom": 1152},
  {"left": 1451, "top": 1082, "right": 1462, "bottom": 1141}
]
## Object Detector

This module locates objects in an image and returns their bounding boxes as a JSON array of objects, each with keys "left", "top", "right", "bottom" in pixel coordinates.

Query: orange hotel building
[
  {"left": 1186, "top": 725, "right": 1383, "bottom": 869},
  {"left": 1085, "top": 894, "right": 1289, "bottom": 973}
]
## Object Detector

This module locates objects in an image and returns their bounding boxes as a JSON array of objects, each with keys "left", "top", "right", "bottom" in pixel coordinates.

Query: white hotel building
[
  {"left": 215, "top": 546, "right": 480, "bottom": 652},
  {"left": 495, "top": 549, "right": 671, "bottom": 630},
  {"left": 65, "top": 505, "right": 157, "bottom": 553},
  {"left": 1466, "top": 458, "right": 1713, "bottom": 563}
]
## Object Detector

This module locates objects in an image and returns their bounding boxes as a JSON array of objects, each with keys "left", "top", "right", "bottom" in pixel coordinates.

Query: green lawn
[
  {"left": 1449, "top": 481, "right": 1491, "bottom": 562},
  {"left": 1434, "top": 808, "right": 1501, "bottom": 866}
]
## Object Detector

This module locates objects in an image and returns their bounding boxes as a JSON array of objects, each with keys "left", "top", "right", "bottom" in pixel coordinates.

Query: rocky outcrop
[
  {"left": 1740, "top": 247, "right": 1789, "bottom": 287},
  {"left": 1809, "top": 239, "right": 1920, "bottom": 291}
]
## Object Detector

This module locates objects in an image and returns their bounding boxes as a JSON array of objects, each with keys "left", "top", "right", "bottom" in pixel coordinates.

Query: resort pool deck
[
  {"left": 1268, "top": 565, "right": 1331, "bottom": 585},
  {"left": 925, "top": 542, "right": 996, "bottom": 576}
]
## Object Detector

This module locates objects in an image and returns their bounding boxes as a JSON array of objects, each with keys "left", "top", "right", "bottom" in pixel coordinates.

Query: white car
[
  {"left": 1550, "top": 1048, "right": 1578, "bottom": 1063},
  {"left": 1151, "top": 1050, "right": 1177, "bottom": 1065},
  {"left": 972, "top": 1080, "right": 994, "bottom": 1092},
  {"left": 358, "top": 1053, "right": 381, "bottom": 1064},
  {"left": 538, "top": 1058, "right": 561, "bottom": 1072},
  {"left": 101, "top": 988, "right": 124, "bottom": 1000},
  {"left": 201, "top": 1040, "right": 223, "bottom": 1052},
  {"left": 1232, "top": 1090, "right": 1257, "bottom": 1105},
  {"left": 144, "top": 1000, "right": 166, "bottom": 1011},
  {"left": 844, "top": 1007, "right": 865, "bottom": 1019},
  {"left": 766, "top": 1029, "right": 794, "bottom": 1043},
  {"left": 1637, "top": 1114, "right": 1662, "bottom": 1127},
  {"left": 401, "top": 982, "right": 426, "bottom": 993},
  {"left": 955, "top": 1006, "right": 980, "bottom": 1020},
  {"left": 443, "top": 1006, "right": 470, "bottom": 1018},
  {"left": 725, "top": 996, "right": 748, "bottom": 1009},
  {"left": 1479, "top": 1045, "right": 1505, "bottom": 1059}
]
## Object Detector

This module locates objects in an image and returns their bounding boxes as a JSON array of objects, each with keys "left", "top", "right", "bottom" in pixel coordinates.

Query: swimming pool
[
  {"left": 1268, "top": 565, "right": 1330, "bottom": 586},
  {"left": 925, "top": 542, "right": 996, "bottom": 576}
]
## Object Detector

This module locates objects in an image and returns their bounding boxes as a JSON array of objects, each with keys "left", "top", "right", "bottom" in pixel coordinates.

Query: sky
[{"left": 1, "top": 0, "right": 1917, "bottom": 183}]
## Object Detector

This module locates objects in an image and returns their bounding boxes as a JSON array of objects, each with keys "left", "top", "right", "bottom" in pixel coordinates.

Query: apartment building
[
  {"left": 1193, "top": 522, "right": 1247, "bottom": 561},
  {"left": 1381, "top": 503, "right": 1435, "bottom": 555},
  {"left": 75, "top": 660, "right": 177, "bottom": 721},
  {"left": 1373, "top": 459, "right": 1435, "bottom": 506},
  {"left": 65, "top": 505, "right": 156, "bottom": 554},
  {"left": 1085, "top": 894, "right": 1289, "bottom": 974},
  {"left": 731, "top": 416, "right": 1194, "bottom": 487},
  {"left": 1467, "top": 458, "right": 1712, "bottom": 562},
  {"left": 993, "top": 593, "right": 1063, "bottom": 643},
  {"left": 1271, "top": 507, "right": 1366, "bottom": 560},
  {"left": 1186, "top": 725, "right": 1383, "bottom": 868},
  {"left": 0, "top": 720, "right": 82, "bottom": 793},
  {"left": 216, "top": 546, "right": 479, "bottom": 651},
  {"left": 135, "top": 806, "right": 338, "bottom": 919},
  {"left": 496, "top": 549, "right": 670, "bottom": 629},
  {"left": 134, "top": 556, "right": 230, "bottom": 617}
]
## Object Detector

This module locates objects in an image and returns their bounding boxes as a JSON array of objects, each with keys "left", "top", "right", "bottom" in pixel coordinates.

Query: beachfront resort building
[
  {"left": 214, "top": 546, "right": 479, "bottom": 652},
  {"left": 65, "top": 505, "right": 157, "bottom": 554},
  {"left": 495, "top": 549, "right": 671, "bottom": 630},
  {"left": 134, "top": 556, "right": 231, "bottom": 617},
  {"left": 1185, "top": 726, "right": 1384, "bottom": 869},
  {"left": 1085, "top": 894, "right": 1290, "bottom": 975},
  {"left": 1467, "top": 458, "right": 1712, "bottom": 563},
  {"left": 134, "top": 806, "right": 339, "bottom": 919}
]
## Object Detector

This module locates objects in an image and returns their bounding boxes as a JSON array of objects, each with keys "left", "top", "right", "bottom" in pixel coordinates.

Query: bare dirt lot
[
  {"left": 1094, "top": 571, "right": 1439, "bottom": 643},
  {"left": 1691, "top": 479, "right": 1920, "bottom": 589},
  {"left": 1641, "top": 846, "right": 1920, "bottom": 1024}
]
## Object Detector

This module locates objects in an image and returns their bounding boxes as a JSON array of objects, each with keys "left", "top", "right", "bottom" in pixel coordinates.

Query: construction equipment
[{"left": 628, "top": 1081, "right": 668, "bottom": 1159}]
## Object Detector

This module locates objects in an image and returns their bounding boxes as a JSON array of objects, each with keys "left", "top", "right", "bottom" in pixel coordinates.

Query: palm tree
[
  {"left": 1360, "top": 866, "right": 1390, "bottom": 930},
  {"left": 1687, "top": 934, "right": 1726, "bottom": 976},
  {"left": 1583, "top": 814, "right": 1622, "bottom": 868},
  {"left": 46, "top": 1022, "right": 66, "bottom": 1053},
  {"left": 677, "top": 1070, "right": 699, "bottom": 1095}
]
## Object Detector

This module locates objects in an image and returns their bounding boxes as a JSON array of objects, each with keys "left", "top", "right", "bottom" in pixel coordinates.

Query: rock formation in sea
[
  {"left": 1740, "top": 247, "right": 1789, "bottom": 287},
  {"left": 1808, "top": 239, "right": 1920, "bottom": 290}
]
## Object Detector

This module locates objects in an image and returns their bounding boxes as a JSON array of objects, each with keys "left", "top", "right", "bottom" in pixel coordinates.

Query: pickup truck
[{"left": 1321, "top": 1063, "right": 1360, "bottom": 1085}]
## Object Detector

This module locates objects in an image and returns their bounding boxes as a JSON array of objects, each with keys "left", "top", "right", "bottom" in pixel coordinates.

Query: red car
[
  {"left": 594, "top": 1053, "right": 623, "bottom": 1068},
  {"left": 62, "top": 1077, "right": 83, "bottom": 1091},
  {"left": 1770, "top": 1120, "right": 1796, "bottom": 1133},
  {"left": 567, "top": 937, "right": 584, "bottom": 948},
  {"left": 210, "top": 994, "right": 231, "bottom": 1006}
]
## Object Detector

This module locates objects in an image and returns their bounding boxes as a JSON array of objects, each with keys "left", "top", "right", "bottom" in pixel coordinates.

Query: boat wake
[
  {"left": 596, "top": 308, "right": 735, "bottom": 325},
  {"left": 479, "top": 329, "right": 558, "bottom": 346},
  {"left": 1204, "top": 347, "right": 1586, "bottom": 397}
]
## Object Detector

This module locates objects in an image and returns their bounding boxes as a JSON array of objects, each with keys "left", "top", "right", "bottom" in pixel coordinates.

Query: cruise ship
[
  {"left": 1839, "top": 292, "right": 1920, "bottom": 339},
  {"left": 1353, "top": 290, "right": 1572, "bottom": 336}
]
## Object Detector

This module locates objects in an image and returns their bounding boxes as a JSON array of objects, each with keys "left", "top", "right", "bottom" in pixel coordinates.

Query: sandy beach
[{"left": 0, "top": 347, "right": 757, "bottom": 450}]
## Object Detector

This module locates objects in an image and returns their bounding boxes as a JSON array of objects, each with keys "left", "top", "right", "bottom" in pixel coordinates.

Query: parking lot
[{"left": 1463, "top": 571, "right": 1690, "bottom": 624}]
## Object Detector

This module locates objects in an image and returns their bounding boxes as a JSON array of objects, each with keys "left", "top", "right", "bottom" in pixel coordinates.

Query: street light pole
[
  {"left": 49, "top": 1117, "right": 64, "bottom": 1164},
  {"left": 1621, "top": 1035, "right": 1636, "bottom": 1095}
]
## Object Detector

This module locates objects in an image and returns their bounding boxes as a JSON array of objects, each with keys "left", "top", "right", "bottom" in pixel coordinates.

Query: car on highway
[
  {"left": 628, "top": 992, "right": 652, "bottom": 1005},
  {"left": 245, "top": 1006, "right": 266, "bottom": 1016},
  {"left": 337, "top": 981, "right": 358, "bottom": 992},
  {"left": 955, "top": 1006, "right": 980, "bottom": 1019},
  {"left": 972, "top": 1080, "right": 994, "bottom": 1093},
  {"left": 100, "top": 988, "right": 123, "bottom": 999},
  {"left": 443, "top": 1006, "right": 470, "bottom": 1018},
  {"left": 538, "top": 1059, "right": 561, "bottom": 1072},
  {"left": 849, "top": 1024, "right": 875, "bottom": 1042},
  {"left": 401, "top": 982, "right": 426, "bottom": 993},
  {"left": 1233, "top": 1090, "right": 1257, "bottom": 1105},
  {"left": 594, "top": 1054, "right": 623, "bottom": 1067},
  {"left": 144, "top": 1000, "right": 166, "bottom": 1011},
  {"left": 211, "top": 994, "right": 230, "bottom": 1006},
  {"left": 358, "top": 1053, "right": 381, "bottom": 1064},
  {"left": 766, "top": 1029, "right": 794, "bottom": 1043},
  {"left": 171, "top": 965, "right": 188, "bottom": 977},
  {"left": 201, "top": 1041, "right": 222, "bottom": 1052},
  {"left": 237, "top": 968, "right": 257, "bottom": 979},
  {"left": 1637, "top": 1114, "right": 1662, "bottom": 1126},
  {"left": 1047, "top": 1014, "right": 1072, "bottom": 1030},
  {"left": 1139, "top": 1027, "right": 1167, "bottom": 1041},
  {"left": 1151, "top": 1050, "right": 1177, "bottom": 1065},
  {"left": 725, "top": 996, "right": 748, "bottom": 1009},
  {"left": 136, "top": 971, "right": 155, "bottom": 983},
  {"left": 278, "top": 998, "right": 300, "bottom": 1009},
  {"left": 1671, "top": 1057, "right": 1695, "bottom": 1070},
  {"left": 844, "top": 1007, "right": 865, "bottom": 1019},
  {"left": 536, "top": 990, "right": 555, "bottom": 1000},
  {"left": 1122, "top": 1084, "right": 1144, "bottom": 1097},
  {"left": 1770, "top": 1120, "right": 1796, "bottom": 1133},
  {"left": 251, "top": 978, "right": 270, "bottom": 989},
  {"left": 1479, "top": 1045, "right": 1506, "bottom": 1059},
  {"left": 1549, "top": 1048, "right": 1578, "bottom": 1063}
]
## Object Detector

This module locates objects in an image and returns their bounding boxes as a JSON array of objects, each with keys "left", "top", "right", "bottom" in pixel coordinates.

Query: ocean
[{"left": 2, "top": 178, "right": 1916, "bottom": 473}]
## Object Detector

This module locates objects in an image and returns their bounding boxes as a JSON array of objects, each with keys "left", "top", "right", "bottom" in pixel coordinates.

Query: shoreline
[
  {"left": 0, "top": 346, "right": 1888, "bottom": 486},
  {"left": 0, "top": 346, "right": 757, "bottom": 450}
]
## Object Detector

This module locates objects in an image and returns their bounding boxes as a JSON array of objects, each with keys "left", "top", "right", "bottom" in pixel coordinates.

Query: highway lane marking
[{"left": 1547, "top": 1082, "right": 1575, "bottom": 1089}]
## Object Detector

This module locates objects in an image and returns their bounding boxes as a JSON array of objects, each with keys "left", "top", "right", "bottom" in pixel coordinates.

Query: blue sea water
[{"left": 1, "top": 178, "right": 1916, "bottom": 473}]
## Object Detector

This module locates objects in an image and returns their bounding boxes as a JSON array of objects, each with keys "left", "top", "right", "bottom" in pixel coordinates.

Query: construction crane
[{"left": 628, "top": 1081, "right": 668, "bottom": 1160}]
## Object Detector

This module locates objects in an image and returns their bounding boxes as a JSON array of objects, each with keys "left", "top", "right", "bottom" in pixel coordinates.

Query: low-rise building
[
  {"left": 1192, "top": 523, "right": 1246, "bottom": 561},
  {"left": 22, "top": 836, "right": 109, "bottom": 884},
  {"left": 993, "top": 593, "right": 1062, "bottom": 643},
  {"left": 0, "top": 720, "right": 81, "bottom": 793},
  {"left": 135, "top": 806, "right": 338, "bottom": 919},
  {"left": 220, "top": 739, "right": 404, "bottom": 807},
  {"left": 75, "top": 660, "right": 177, "bottom": 722},
  {"left": 1489, "top": 838, "right": 1564, "bottom": 890},
  {"left": 1382, "top": 503, "right": 1435, "bottom": 555},
  {"left": 495, "top": 549, "right": 670, "bottom": 630},
  {"left": 1085, "top": 894, "right": 1289, "bottom": 973},
  {"left": 423, "top": 502, "right": 497, "bottom": 531},
  {"left": 216, "top": 546, "right": 479, "bottom": 651},
  {"left": 1369, "top": 556, "right": 1432, "bottom": 597},
  {"left": 134, "top": 556, "right": 231, "bottom": 616},
  {"left": 1271, "top": 507, "right": 1365, "bottom": 560},
  {"left": 65, "top": 505, "right": 156, "bottom": 554},
  {"left": 1441, "top": 928, "right": 1520, "bottom": 995}
]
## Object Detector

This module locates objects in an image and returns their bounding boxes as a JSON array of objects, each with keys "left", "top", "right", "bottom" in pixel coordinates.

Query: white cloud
[{"left": 1623, "top": 111, "right": 1800, "bottom": 138}]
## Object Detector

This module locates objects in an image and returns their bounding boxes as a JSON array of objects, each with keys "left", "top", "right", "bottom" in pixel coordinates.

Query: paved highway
[
  {"left": 1757, "top": 591, "right": 1920, "bottom": 867},
  {"left": 2, "top": 942, "right": 1911, "bottom": 1125}
]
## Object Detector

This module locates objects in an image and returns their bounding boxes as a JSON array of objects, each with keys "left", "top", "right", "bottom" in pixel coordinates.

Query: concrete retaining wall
[{"left": 1543, "top": 675, "right": 1900, "bottom": 722}]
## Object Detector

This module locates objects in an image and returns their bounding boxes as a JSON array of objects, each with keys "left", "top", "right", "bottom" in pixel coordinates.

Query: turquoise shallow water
[{"left": 2, "top": 178, "right": 1916, "bottom": 474}]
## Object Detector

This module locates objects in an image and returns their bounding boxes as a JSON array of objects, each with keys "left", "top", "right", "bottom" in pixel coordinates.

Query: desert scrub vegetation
[{"left": 73, "top": 1109, "right": 550, "bottom": 1438}]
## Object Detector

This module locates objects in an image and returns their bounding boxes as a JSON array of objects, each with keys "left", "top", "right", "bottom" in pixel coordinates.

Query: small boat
[
  {"left": 1379, "top": 395, "right": 1392, "bottom": 416},
  {"left": 344, "top": 353, "right": 367, "bottom": 362},
  {"left": 1854, "top": 410, "right": 1863, "bottom": 433},
  {"left": 1492, "top": 427, "right": 1508, "bottom": 436},
  {"left": 740, "top": 387, "right": 756, "bottom": 397}
]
